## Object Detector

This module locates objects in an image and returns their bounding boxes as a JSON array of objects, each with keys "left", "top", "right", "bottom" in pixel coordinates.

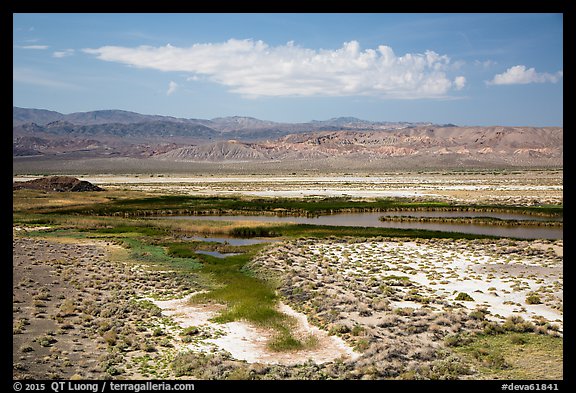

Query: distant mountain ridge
[
  {"left": 13, "top": 107, "right": 433, "bottom": 133},
  {"left": 13, "top": 107, "right": 563, "bottom": 169},
  {"left": 155, "top": 128, "right": 562, "bottom": 166}
]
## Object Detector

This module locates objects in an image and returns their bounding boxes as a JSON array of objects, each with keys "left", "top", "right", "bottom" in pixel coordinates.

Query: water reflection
[
  {"left": 170, "top": 213, "right": 562, "bottom": 240},
  {"left": 184, "top": 236, "right": 275, "bottom": 245},
  {"left": 194, "top": 250, "right": 242, "bottom": 258}
]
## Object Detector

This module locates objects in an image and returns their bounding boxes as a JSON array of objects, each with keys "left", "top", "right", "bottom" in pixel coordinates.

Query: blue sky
[{"left": 13, "top": 13, "right": 563, "bottom": 126}]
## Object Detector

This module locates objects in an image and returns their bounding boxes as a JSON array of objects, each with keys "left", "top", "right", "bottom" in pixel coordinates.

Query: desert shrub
[
  {"left": 20, "top": 344, "right": 34, "bottom": 353},
  {"left": 172, "top": 351, "right": 235, "bottom": 378},
  {"left": 372, "top": 298, "right": 390, "bottom": 311},
  {"left": 354, "top": 338, "right": 371, "bottom": 352},
  {"left": 431, "top": 355, "right": 473, "bottom": 379},
  {"left": 468, "top": 308, "right": 488, "bottom": 320},
  {"left": 502, "top": 315, "right": 535, "bottom": 333},
  {"left": 160, "top": 338, "right": 174, "bottom": 348},
  {"left": 226, "top": 366, "right": 252, "bottom": 380},
  {"left": 405, "top": 321, "right": 430, "bottom": 335},
  {"left": 181, "top": 326, "right": 199, "bottom": 336},
  {"left": 33, "top": 293, "right": 51, "bottom": 301},
  {"left": 510, "top": 334, "right": 528, "bottom": 345},
  {"left": 13, "top": 318, "right": 29, "bottom": 334},
  {"left": 381, "top": 275, "right": 412, "bottom": 287},
  {"left": 444, "top": 332, "right": 475, "bottom": 347},
  {"left": 410, "top": 354, "right": 472, "bottom": 380},
  {"left": 133, "top": 300, "right": 162, "bottom": 317},
  {"left": 377, "top": 314, "right": 400, "bottom": 328},
  {"left": 434, "top": 315, "right": 452, "bottom": 326},
  {"left": 472, "top": 348, "right": 509, "bottom": 369},
  {"left": 455, "top": 292, "right": 474, "bottom": 302},
  {"left": 329, "top": 323, "right": 351, "bottom": 335},
  {"left": 358, "top": 305, "right": 373, "bottom": 317},
  {"left": 483, "top": 322, "right": 505, "bottom": 335},
  {"left": 351, "top": 325, "right": 365, "bottom": 336},
  {"left": 106, "top": 366, "right": 124, "bottom": 376},
  {"left": 33, "top": 300, "right": 47, "bottom": 308},
  {"left": 140, "top": 340, "right": 156, "bottom": 352},
  {"left": 35, "top": 335, "right": 57, "bottom": 347},
  {"left": 393, "top": 307, "right": 414, "bottom": 316},
  {"left": 318, "top": 309, "right": 341, "bottom": 323},
  {"left": 379, "top": 285, "right": 396, "bottom": 296},
  {"left": 525, "top": 293, "right": 542, "bottom": 305},
  {"left": 102, "top": 330, "right": 117, "bottom": 346}
]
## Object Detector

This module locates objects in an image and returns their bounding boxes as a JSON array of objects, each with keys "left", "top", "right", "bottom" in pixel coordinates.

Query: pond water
[
  {"left": 170, "top": 212, "right": 562, "bottom": 240},
  {"left": 194, "top": 250, "right": 242, "bottom": 258},
  {"left": 184, "top": 236, "right": 275, "bottom": 246}
]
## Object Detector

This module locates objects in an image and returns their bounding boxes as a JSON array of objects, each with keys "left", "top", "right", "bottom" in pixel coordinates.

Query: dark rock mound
[{"left": 13, "top": 176, "right": 104, "bottom": 192}]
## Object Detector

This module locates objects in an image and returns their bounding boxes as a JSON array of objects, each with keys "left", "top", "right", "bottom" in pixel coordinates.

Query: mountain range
[{"left": 13, "top": 107, "right": 563, "bottom": 169}]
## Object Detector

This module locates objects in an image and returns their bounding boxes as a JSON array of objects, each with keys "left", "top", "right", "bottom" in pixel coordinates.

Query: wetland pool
[{"left": 168, "top": 212, "right": 562, "bottom": 240}]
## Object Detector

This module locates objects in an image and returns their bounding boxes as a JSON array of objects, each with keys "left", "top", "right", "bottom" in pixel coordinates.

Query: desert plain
[{"left": 12, "top": 169, "right": 563, "bottom": 380}]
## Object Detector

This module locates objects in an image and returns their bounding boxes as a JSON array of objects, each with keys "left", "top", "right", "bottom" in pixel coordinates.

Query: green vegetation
[
  {"left": 262, "top": 223, "right": 498, "bottom": 240},
  {"left": 229, "top": 226, "right": 280, "bottom": 238},
  {"left": 526, "top": 293, "right": 542, "bottom": 305},
  {"left": 22, "top": 193, "right": 561, "bottom": 219},
  {"left": 166, "top": 241, "right": 249, "bottom": 258},
  {"left": 119, "top": 238, "right": 202, "bottom": 271},
  {"left": 191, "top": 251, "right": 306, "bottom": 351},
  {"left": 379, "top": 215, "right": 562, "bottom": 227},
  {"left": 90, "top": 225, "right": 166, "bottom": 236},
  {"left": 451, "top": 332, "right": 563, "bottom": 379},
  {"left": 455, "top": 292, "right": 475, "bottom": 301}
]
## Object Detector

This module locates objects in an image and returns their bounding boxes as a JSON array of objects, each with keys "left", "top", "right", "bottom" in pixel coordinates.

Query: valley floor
[
  {"left": 12, "top": 169, "right": 564, "bottom": 381},
  {"left": 13, "top": 168, "right": 563, "bottom": 206}
]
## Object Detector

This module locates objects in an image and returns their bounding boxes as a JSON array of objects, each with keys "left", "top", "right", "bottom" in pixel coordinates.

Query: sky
[{"left": 13, "top": 13, "right": 563, "bottom": 126}]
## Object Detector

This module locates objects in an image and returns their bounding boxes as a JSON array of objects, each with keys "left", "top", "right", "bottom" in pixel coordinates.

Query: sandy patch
[{"left": 152, "top": 296, "right": 359, "bottom": 365}]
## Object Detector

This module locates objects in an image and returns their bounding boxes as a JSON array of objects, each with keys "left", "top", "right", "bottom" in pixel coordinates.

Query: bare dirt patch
[{"left": 152, "top": 295, "right": 359, "bottom": 365}]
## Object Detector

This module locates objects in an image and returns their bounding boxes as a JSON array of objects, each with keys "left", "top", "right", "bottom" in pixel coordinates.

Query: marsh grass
[
  {"left": 113, "top": 237, "right": 202, "bottom": 271},
  {"left": 39, "top": 193, "right": 562, "bottom": 218},
  {"left": 166, "top": 241, "right": 251, "bottom": 258},
  {"left": 190, "top": 251, "right": 306, "bottom": 351},
  {"left": 452, "top": 332, "right": 562, "bottom": 379}
]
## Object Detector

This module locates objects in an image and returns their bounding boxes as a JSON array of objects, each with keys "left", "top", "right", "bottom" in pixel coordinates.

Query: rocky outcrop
[{"left": 13, "top": 176, "right": 104, "bottom": 192}]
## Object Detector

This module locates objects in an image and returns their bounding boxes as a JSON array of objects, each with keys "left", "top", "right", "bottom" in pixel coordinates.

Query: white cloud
[
  {"left": 16, "top": 45, "right": 49, "bottom": 50},
  {"left": 166, "top": 81, "right": 178, "bottom": 96},
  {"left": 488, "top": 65, "right": 563, "bottom": 85},
  {"left": 454, "top": 76, "right": 466, "bottom": 90},
  {"left": 83, "top": 39, "right": 466, "bottom": 99},
  {"left": 53, "top": 49, "right": 75, "bottom": 58}
]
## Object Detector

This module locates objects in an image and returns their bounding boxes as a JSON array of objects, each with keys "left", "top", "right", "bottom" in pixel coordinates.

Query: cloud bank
[
  {"left": 83, "top": 39, "right": 466, "bottom": 99},
  {"left": 488, "top": 65, "right": 563, "bottom": 85}
]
